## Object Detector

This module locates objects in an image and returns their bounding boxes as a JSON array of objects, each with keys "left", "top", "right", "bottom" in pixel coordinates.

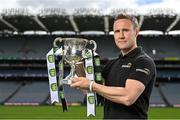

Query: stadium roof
[{"left": 0, "top": 9, "right": 180, "bottom": 35}]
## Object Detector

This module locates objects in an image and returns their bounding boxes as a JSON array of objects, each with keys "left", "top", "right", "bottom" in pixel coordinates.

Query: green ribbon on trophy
[
  {"left": 46, "top": 48, "right": 59, "bottom": 104},
  {"left": 93, "top": 53, "right": 103, "bottom": 105},
  {"left": 84, "top": 49, "right": 97, "bottom": 117},
  {"left": 84, "top": 49, "right": 103, "bottom": 116},
  {"left": 46, "top": 47, "right": 68, "bottom": 111}
]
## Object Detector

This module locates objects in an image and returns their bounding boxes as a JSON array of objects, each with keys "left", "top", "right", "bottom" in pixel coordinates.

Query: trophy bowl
[{"left": 54, "top": 37, "right": 97, "bottom": 84}]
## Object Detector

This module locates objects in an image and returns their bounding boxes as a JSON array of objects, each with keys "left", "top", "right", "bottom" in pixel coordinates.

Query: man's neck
[{"left": 121, "top": 46, "right": 137, "bottom": 56}]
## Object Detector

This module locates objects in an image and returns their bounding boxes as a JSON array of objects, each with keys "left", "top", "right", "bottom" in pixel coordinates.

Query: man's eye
[
  {"left": 115, "top": 30, "right": 121, "bottom": 32},
  {"left": 123, "top": 29, "right": 129, "bottom": 32}
]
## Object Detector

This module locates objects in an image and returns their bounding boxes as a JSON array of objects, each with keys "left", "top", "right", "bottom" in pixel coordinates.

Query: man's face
[{"left": 113, "top": 19, "right": 139, "bottom": 53}]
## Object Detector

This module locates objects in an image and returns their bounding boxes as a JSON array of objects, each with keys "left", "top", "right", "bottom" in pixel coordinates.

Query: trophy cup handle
[
  {"left": 53, "top": 37, "right": 63, "bottom": 47},
  {"left": 89, "top": 40, "right": 97, "bottom": 51}
]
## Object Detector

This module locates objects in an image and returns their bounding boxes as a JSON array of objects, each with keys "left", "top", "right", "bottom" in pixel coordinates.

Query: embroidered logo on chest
[{"left": 121, "top": 62, "right": 132, "bottom": 68}]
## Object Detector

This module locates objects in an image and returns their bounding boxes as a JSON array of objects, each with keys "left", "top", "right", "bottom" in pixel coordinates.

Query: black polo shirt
[{"left": 102, "top": 47, "right": 156, "bottom": 119}]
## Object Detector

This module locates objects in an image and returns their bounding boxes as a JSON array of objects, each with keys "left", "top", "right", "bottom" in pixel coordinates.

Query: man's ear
[{"left": 135, "top": 29, "right": 139, "bottom": 37}]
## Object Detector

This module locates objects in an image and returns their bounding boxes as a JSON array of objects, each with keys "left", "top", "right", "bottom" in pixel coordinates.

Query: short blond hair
[{"left": 114, "top": 13, "right": 139, "bottom": 29}]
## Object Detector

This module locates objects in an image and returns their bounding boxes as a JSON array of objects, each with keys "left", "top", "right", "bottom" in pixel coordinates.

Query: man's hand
[{"left": 71, "top": 77, "right": 91, "bottom": 90}]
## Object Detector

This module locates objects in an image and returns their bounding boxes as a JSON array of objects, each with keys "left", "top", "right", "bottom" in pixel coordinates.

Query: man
[{"left": 71, "top": 13, "right": 156, "bottom": 119}]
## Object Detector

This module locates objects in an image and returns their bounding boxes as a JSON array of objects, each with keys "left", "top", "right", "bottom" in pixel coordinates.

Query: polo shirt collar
[{"left": 119, "top": 46, "right": 142, "bottom": 59}]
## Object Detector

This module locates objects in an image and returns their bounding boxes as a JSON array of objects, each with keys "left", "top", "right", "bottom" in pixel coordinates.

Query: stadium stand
[
  {"left": 149, "top": 87, "right": 165, "bottom": 106},
  {"left": 7, "top": 81, "right": 49, "bottom": 104},
  {"left": 0, "top": 11, "right": 180, "bottom": 107},
  {"left": 0, "top": 81, "right": 19, "bottom": 104}
]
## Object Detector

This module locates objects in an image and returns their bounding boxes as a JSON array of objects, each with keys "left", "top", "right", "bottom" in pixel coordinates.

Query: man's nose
[{"left": 119, "top": 31, "right": 125, "bottom": 39}]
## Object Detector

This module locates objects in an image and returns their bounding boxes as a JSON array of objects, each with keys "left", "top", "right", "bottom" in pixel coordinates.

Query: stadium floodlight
[
  {"left": 1, "top": 8, "right": 31, "bottom": 16},
  {"left": 23, "top": 31, "right": 35, "bottom": 35},
  {"left": 110, "top": 8, "right": 139, "bottom": 17},
  {"left": 147, "top": 8, "right": 176, "bottom": 16},
  {"left": 23, "top": 30, "right": 48, "bottom": 35},
  {"left": 109, "top": 31, "right": 114, "bottom": 35},
  {"left": 80, "top": 31, "right": 105, "bottom": 35},
  {"left": 51, "top": 31, "right": 76, "bottom": 35},
  {"left": 38, "top": 8, "right": 67, "bottom": 16},
  {"left": 139, "top": 30, "right": 163, "bottom": 36},
  {"left": 168, "top": 30, "right": 180, "bottom": 35},
  {"left": 73, "top": 8, "right": 103, "bottom": 16}
]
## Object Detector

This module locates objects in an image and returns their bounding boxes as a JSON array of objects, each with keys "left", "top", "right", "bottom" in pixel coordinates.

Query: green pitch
[{"left": 0, "top": 105, "right": 180, "bottom": 119}]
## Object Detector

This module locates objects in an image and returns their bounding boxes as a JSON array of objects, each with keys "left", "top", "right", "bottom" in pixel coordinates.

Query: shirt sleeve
[{"left": 128, "top": 56, "right": 156, "bottom": 86}]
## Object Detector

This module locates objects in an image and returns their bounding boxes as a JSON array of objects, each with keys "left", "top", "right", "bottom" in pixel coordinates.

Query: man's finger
[{"left": 70, "top": 80, "right": 80, "bottom": 87}]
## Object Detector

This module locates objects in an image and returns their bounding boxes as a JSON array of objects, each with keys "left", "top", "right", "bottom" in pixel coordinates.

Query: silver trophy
[{"left": 53, "top": 37, "right": 97, "bottom": 84}]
